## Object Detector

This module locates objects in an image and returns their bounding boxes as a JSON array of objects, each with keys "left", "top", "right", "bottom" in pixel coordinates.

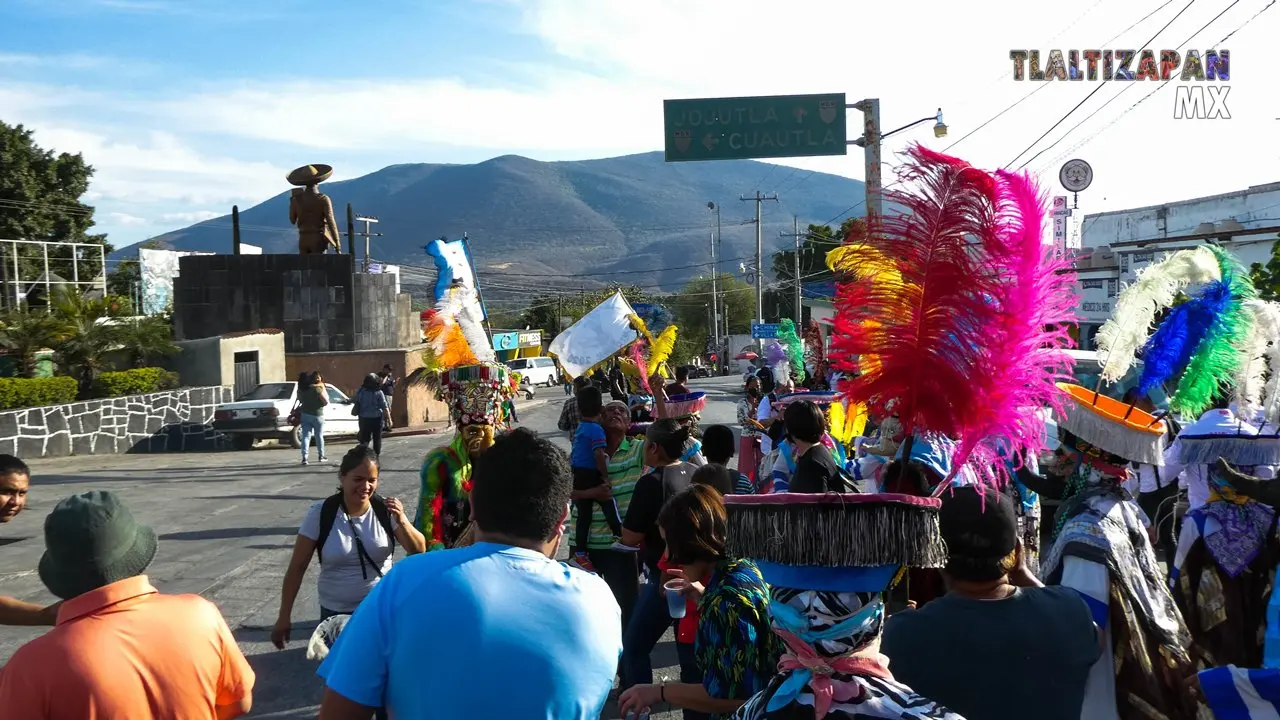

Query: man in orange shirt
[{"left": 0, "top": 490, "right": 255, "bottom": 719}]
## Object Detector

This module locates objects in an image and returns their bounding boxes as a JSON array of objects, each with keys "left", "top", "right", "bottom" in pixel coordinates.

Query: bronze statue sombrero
[{"left": 287, "top": 164, "right": 334, "bottom": 186}]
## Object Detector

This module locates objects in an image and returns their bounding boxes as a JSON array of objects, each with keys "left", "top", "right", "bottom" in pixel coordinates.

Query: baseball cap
[{"left": 938, "top": 485, "right": 1017, "bottom": 562}]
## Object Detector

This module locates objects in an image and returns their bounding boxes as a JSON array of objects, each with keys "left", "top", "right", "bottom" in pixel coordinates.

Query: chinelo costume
[
  {"left": 1031, "top": 245, "right": 1267, "bottom": 718},
  {"left": 824, "top": 145, "right": 1078, "bottom": 618},
  {"left": 415, "top": 281, "right": 511, "bottom": 551},
  {"left": 725, "top": 492, "right": 962, "bottom": 720},
  {"left": 1168, "top": 299, "right": 1280, "bottom": 671}
]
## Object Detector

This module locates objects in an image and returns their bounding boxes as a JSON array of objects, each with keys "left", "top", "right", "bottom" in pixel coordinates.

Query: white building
[{"left": 1073, "top": 181, "right": 1280, "bottom": 349}]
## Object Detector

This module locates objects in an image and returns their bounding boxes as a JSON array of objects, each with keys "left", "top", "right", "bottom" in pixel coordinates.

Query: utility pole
[
  {"left": 355, "top": 215, "right": 382, "bottom": 271},
  {"left": 707, "top": 201, "right": 721, "bottom": 368},
  {"left": 851, "top": 98, "right": 883, "bottom": 230},
  {"left": 780, "top": 215, "right": 803, "bottom": 328},
  {"left": 740, "top": 191, "right": 778, "bottom": 351},
  {"left": 345, "top": 203, "right": 356, "bottom": 257}
]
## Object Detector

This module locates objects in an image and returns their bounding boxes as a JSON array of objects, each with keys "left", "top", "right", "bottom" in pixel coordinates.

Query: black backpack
[{"left": 315, "top": 493, "right": 396, "bottom": 567}]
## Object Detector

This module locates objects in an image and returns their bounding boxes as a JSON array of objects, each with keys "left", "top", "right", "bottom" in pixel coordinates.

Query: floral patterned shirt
[
  {"left": 737, "top": 399, "right": 760, "bottom": 438},
  {"left": 696, "top": 557, "right": 779, "bottom": 719}
]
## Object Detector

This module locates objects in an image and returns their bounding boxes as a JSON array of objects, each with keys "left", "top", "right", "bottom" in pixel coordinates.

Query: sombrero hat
[
  {"left": 665, "top": 391, "right": 707, "bottom": 419},
  {"left": 1055, "top": 382, "right": 1167, "bottom": 465},
  {"left": 287, "top": 163, "right": 334, "bottom": 186}
]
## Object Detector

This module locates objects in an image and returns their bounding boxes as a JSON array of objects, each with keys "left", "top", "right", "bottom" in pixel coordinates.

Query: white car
[
  {"left": 505, "top": 356, "right": 560, "bottom": 387},
  {"left": 213, "top": 382, "right": 361, "bottom": 450}
]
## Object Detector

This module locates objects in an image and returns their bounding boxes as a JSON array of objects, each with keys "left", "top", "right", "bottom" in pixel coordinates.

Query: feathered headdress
[
  {"left": 1095, "top": 246, "right": 1222, "bottom": 384},
  {"left": 423, "top": 282, "right": 496, "bottom": 371},
  {"left": 827, "top": 243, "right": 903, "bottom": 381},
  {"left": 625, "top": 313, "right": 679, "bottom": 391},
  {"left": 829, "top": 144, "right": 1077, "bottom": 489},
  {"left": 1167, "top": 246, "right": 1256, "bottom": 417},
  {"left": 777, "top": 319, "right": 806, "bottom": 383},
  {"left": 1246, "top": 300, "right": 1280, "bottom": 424}
]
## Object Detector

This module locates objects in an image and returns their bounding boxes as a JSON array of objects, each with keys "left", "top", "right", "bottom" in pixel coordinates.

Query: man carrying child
[{"left": 568, "top": 387, "right": 636, "bottom": 572}]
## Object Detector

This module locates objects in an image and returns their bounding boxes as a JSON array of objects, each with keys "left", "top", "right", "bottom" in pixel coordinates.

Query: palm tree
[
  {"left": 117, "top": 312, "right": 180, "bottom": 366},
  {"left": 48, "top": 288, "right": 124, "bottom": 398},
  {"left": 0, "top": 311, "right": 58, "bottom": 378}
]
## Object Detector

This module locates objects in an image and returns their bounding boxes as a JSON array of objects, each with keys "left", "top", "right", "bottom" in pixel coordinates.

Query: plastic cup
[{"left": 664, "top": 580, "right": 687, "bottom": 618}]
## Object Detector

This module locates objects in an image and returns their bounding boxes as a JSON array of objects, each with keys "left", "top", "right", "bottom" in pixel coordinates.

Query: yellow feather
[
  {"left": 827, "top": 400, "right": 868, "bottom": 445},
  {"left": 827, "top": 244, "right": 904, "bottom": 380},
  {"left": 628, "top": 314, "right": 654, "bottom": 344},
  {"left": 618, "top": 358, "right": 644, "bottom": 378},
  {"left": 647, "top": 325, "right": 678, "bottom": 378}
]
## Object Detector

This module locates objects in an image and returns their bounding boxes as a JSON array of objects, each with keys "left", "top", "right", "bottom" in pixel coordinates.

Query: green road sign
[{"left": 663, "top": 93, "right": 847, "bottom": 162}]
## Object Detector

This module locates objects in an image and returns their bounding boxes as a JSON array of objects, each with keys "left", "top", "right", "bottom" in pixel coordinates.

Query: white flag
[{"left": 549, "top": 292, "right": 639, "bottom": 379}]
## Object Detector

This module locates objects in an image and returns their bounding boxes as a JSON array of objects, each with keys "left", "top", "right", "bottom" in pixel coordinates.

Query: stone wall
[{"left": 0, "top": 386, "right": 233, "bottom": 459}]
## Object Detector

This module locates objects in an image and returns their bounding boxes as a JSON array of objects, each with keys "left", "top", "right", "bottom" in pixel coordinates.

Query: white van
[{"left": 505, "top": 356, "right": 560, "bottom": 387}]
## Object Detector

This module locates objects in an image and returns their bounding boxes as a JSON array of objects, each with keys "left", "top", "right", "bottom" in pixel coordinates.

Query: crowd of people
[{"left": 9, "top": 152, "right": 1280, "bottom": 720}]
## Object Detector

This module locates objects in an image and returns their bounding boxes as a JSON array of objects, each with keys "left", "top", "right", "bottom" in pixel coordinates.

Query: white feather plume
[
  {"left": 1095, "top": 246, "right": 1222, "bottom": 383},
  {"left": 1248, "top": 300, "right": 1280, "bottom": 424},
  {"left": 455, "top": 284, "right": 496, "bottom": 364},
  {"left": 1236, "top": 299, "right": 1278, "bottom": 420}
]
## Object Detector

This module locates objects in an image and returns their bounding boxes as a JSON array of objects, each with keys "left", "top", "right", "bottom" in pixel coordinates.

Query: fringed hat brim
[
  {"left": 1179, "top": 435, "right": 1280, "bottom": 466},
  {"left": 665, "top": 392, "right": 707, "bottom": 418},
  {"left": 724, "top": 493, "right": 946, "bottom": 569},
  {"left": 774, "top": 391, "right": 838, "bottom": 408},
  {"left": 1056, "top": 383, "right": 1167, "bottom": 465}
]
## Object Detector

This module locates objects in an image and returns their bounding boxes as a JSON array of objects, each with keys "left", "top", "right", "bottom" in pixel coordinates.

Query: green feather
[
  {"left": 778, "top": 318, "right": 806, "bottom": 383},
  {"left": 1170, "top": 245, "right": 1258, "bottom": 416}
]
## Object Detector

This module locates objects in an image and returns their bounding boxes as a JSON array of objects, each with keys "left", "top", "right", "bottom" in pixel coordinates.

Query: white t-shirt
[
  {"left": 299, "top": 500, "right": 399, "bottom": 613},
  {"left": 757, "top": 394, "right": 774, "bottom": 456}
]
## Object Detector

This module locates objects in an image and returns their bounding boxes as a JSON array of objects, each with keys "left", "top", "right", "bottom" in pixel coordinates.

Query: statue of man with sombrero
[{"left": 287, "top": 163, "right": 341, "bottom": 255}]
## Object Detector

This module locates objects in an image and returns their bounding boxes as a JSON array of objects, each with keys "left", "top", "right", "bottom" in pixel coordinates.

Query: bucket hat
[{"left": 38, "top": 490, "right": 158, "bottom": 600}]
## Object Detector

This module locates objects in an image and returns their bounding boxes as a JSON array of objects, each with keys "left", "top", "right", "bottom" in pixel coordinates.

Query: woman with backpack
[{"left": 271, "top": 445, "right": 426, "bottom": 649}]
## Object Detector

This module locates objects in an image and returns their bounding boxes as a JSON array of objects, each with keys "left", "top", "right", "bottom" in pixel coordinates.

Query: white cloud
[
  {"left": 161, "top": 210, "right": 220, "bottom": 223},
  {"left": 5, "top": 0, "right": 1278, "bottom": 245},
  {"left": 29, "top": 127, "right": 288, "bottom": 207},
  {"left": 106, "top": 212, "right": 148, "bottom": 226}
]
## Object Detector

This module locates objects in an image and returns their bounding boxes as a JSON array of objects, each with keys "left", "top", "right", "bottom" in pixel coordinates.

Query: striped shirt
[{"left": 571, "top": 437, "right": 645, "bottom": 550}]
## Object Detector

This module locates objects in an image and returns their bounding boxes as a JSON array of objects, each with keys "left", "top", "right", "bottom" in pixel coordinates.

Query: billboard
[{"left": 139, "top": 248, "right": 213, "bottom": 315}]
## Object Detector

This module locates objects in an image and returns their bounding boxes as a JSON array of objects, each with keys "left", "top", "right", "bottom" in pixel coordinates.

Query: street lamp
[{"left": 849, "top": 100, "right": 947, "bottom": 225}]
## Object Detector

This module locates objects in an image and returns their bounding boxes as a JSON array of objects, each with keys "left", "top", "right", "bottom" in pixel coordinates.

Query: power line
[
  {"left": 943, "top": 0, "right": 1180, "bottom": 155},
  {"left": 1026, "top": 0, "right": 1268, "bottom": 175},
  {"left": 1004, "top": 0, "right": 1201, "bottom": 169}
]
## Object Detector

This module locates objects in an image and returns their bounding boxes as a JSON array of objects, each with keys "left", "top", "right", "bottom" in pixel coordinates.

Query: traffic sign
[
  {"left": 664, "top": 93, "right": 848, "bottom": 162},
  {"left": 752, "top": 323, "right": 781, "bottom": 340}
]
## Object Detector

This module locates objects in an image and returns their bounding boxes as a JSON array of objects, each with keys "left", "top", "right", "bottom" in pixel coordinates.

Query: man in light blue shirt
[{"left": 317, "top": 428, "right": 622, "bottom": 720}]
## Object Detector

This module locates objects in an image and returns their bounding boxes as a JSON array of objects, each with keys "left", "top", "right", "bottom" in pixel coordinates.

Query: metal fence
[{"left": 0, "top": 238, "right": 108, "bottom": 311}]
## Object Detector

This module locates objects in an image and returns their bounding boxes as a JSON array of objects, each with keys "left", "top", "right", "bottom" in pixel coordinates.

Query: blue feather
[{"left": 1137, "top": 280, "right": 1231, "bottom": 396}]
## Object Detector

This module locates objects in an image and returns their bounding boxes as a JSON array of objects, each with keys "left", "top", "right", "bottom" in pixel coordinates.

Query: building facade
[{"left": 1073, "top": 181, "right": 1280, "bottom": 349}]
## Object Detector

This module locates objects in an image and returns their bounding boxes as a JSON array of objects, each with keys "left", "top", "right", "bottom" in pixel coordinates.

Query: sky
[{"left": 2, "top": 0, "right": 1277, "bottom": 251}]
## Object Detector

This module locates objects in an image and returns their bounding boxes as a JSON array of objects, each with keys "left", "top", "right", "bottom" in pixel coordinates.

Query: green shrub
[
  {"left": 91, "top": 367, "right": 180, "bottom": 399},
  {"left": 0, "top": 376, "right": 79, "bottom": 410}
]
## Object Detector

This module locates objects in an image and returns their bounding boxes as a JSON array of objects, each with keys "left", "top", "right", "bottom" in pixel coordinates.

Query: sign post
[
  {"left": 664, "top": 94, "right": 848, "bottom": 162},
  {"left": 752, "top": 323, "right": 781, "bottom": 340}
]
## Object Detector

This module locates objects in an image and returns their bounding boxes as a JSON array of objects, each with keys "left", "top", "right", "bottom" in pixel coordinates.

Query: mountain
[{"left": 127, "top": 151, "right": 867, "bottom": 293}]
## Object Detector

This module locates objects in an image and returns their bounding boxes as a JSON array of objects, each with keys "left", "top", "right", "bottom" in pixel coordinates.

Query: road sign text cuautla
[{"left": 663, "top": 93, "right": 848, "bottom": 162}]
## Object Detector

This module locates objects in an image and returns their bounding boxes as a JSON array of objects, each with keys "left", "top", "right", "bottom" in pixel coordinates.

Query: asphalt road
[{"left": 0, "top": 375, "right": 746, "bottom": 719}]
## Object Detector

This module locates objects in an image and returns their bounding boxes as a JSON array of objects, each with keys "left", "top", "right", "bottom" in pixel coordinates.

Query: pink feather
[
  {"left": 630, "top": 341, "right": 652, "bottom": 394},
  {"left": 945, "top": 169, "right": 1079, "bottom": 489},
  {"left": 831, "top": 145, "right": 1076, "bottom": 489}
]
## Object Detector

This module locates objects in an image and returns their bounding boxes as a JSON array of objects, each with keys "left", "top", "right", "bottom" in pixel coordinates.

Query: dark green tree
[
  {"left": 116, "top": 312, "right": 180, "bottom": 367},
  {"left": 1250, "top": 238, "right": 1280, "bottom": 302},
  {"left": 0, "top": 122, "right": 112, "bottom": 300},
  {"left": 667, "top": 273, "right": 755, "bottom": 364},
  {"left": 519, "top": 285, "right": 652, "bottom": 338},
  {"left": 765, "top": 217, "right": 863, "bottom": 323}
]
